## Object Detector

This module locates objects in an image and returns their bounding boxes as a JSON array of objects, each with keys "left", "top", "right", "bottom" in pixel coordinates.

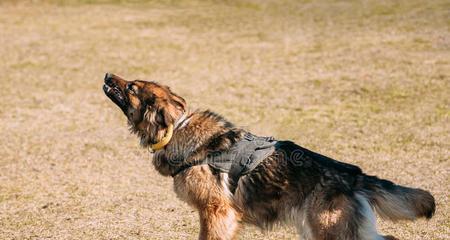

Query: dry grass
[{"left": 0, "top": 0, "right": 449, "bottom": 239}]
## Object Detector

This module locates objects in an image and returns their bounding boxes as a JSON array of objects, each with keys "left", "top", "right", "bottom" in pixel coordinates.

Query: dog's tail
[{"left": 359, "top": 175, "right": 435, "bottom": 221}]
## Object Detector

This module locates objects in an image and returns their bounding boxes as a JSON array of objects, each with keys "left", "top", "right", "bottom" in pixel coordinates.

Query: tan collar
[
  {"left": 150, "top": 112, "right": 190, "bottom": 152},
  {"left": 150, "top": 124, "right": 173, "bottom": 152}
]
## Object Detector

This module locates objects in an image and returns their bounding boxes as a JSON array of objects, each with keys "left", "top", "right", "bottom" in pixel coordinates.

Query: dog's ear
[{"left": 149, "top": 86, "right": 186, "bottom": 129}]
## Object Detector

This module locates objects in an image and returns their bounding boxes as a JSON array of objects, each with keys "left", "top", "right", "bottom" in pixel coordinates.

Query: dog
[{"left": 103, "top": 73, "right": 435, "bottom": 240}]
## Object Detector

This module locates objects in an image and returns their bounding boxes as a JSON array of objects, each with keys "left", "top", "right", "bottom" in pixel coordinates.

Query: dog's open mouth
[
  {"left": 103, "top": 83, "right": 123, "bottom": 101},
  {"left": 103, "top": 74, "right": 128, "bottom": 112}
]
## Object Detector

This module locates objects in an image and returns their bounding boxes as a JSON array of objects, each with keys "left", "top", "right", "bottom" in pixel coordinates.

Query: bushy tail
[{"left": 360, "top": 175, "right": 435, "bottom": 221}]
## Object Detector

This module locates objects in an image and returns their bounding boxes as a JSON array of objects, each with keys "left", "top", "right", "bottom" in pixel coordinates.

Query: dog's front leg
[
  {"left": 198, "top": 204, "right": 239, "bottom": 240},
  {"left": 173, "top": 165, "right": 241, "bottom": 240}
]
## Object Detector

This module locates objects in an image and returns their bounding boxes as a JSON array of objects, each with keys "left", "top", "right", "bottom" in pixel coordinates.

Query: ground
[{"left": 0, "top": 0, "right": 448, "bottom": 239}]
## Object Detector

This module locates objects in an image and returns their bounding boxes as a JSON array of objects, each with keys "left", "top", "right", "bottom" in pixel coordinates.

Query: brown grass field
[{"left": 0, "top": 0, "right": 449, "bottom": 239}]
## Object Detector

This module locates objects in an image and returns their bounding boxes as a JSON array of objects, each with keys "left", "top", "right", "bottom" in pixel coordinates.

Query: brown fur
[{"left": 103, "top": 73, "right": 435, "bottom": 240}]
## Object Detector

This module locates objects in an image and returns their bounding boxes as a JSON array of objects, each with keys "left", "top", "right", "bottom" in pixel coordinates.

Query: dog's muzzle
[{"left": 103, "top": 73, "right": 127, "bottom": 112}]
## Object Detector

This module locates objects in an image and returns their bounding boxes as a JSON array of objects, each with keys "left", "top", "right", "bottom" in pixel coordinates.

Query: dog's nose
[{"left": 104, "top": 72, "right": 113, "bottom": 84}]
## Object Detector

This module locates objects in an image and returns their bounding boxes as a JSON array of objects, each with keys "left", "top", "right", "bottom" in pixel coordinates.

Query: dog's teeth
[{"left": 104, "top": 85, "right": 111, "bottom": 92}]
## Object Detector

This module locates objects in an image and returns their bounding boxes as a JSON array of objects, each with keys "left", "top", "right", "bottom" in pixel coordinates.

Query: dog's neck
[
  {"left": 149, "top": 111, "right": 190, "bottom": 152},
  {"left": 151, "top": 109, "right": 244, "bottom": 177}
]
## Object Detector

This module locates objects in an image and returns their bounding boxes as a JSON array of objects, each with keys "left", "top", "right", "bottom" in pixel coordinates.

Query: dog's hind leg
[
  {"left": 300, "top": 192, "right": 387, "bottom": 240},
  {"left": 354, "top": 193, "right": 386, "bottom": 240}
]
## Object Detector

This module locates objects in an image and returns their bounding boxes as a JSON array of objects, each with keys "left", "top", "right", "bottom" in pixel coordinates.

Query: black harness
[{"left": 172, "top": 133, "right": 277, "bottom": 193}]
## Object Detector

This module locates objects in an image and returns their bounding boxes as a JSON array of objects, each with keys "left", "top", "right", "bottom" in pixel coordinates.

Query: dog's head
[{"left": 103, "top": 73, "right": 186, "bottom": 147}]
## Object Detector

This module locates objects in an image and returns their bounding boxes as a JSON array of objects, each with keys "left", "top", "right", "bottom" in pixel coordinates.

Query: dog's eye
[{"left": 126, "top": 83, "right": 137, "bottom": 94}]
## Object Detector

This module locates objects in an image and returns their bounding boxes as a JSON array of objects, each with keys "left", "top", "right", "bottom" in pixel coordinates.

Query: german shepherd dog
[{"left": 103, "top": 73, "right": 435, "bottom": 240}]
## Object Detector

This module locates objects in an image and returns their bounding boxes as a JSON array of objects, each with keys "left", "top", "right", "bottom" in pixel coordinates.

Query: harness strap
[
  {"left": 170, "top": 132, "right": 277, "bottom": 194},
  {"left": 170, "top": 159, "right": 207, "bottom": 177}
]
